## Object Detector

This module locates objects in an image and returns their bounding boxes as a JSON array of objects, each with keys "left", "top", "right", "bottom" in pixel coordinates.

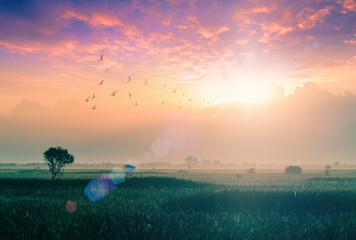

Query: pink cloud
[
  {"left": 338, "top": 0, "right": 356, "bottom": 13},
  {"left": 196, "top": 25, "right": 230, "bottom": 40},
  {"left": 62, "top": 10, "right": 89, "bottom": 22},
  {"left": 232, "top": 5, "right": 276, "bottom": 25},
  {"left": 0, "top": 40, "right": 37, "bottom": 54},
  {"left": 89, "top": 13, "right": 124, "bottom": 27},
  {"left": 62, "top": 10, "right": 122, "bottom": 28},
  {"left": 259, "top": 22, "right": 294, "bottom": 42},
  {"left": 0, "top": 39, "right": 79, "bottom": 56},
  {"left": 296, "top": 6, "right": 332, "bottom": 30},
  {"left": 62, "top": 10, "right": 141, "bottom": 38}
]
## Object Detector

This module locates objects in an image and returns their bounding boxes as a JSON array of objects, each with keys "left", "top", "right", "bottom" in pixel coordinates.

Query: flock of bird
[{"left": 84, "top": 54, "right": 195, "bottom": 110}]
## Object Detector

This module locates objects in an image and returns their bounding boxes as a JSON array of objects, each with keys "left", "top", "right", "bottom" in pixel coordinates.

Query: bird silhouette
[
  {"left": 172, "top": 88, "right": 176, "bottom": 93},
  {"left": 128, "top": 92, "right": 132, "bottom": 99},
  {"left": 84, "top": 96, "right": 90, "bottom": 102},
  {"left": 110, "top": 90, "right": 117, "bottom": 96},
  {"left": 144, "top": 78, "right": 148, "bottom": 85},
  {"left": 98, "top": 55, "right": 103, "bottom": 62},
  {"left": 127, "top": 76, "right": 132, "bottom": 83},
  {"left": 92, "top": 105, "right": 97, "bottom": 110},
  {"left": 135, "top": 101, "right": 138, "bottom": 107},
  {"left": 98, "top": 80, "right": 104, "bottom": 85},
  {"left": 91, "top": 93, "right": 95, "bottom": 100}
]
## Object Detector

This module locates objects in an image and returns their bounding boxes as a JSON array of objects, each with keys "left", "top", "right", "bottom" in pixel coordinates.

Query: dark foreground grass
[{"left": 0, "top": 177, "right": 355, "bottom": 240}]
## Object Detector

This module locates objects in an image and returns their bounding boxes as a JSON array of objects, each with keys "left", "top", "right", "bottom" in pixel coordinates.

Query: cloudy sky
[{"left": 0, "top": 0, "right": 355, "bottom": 164}]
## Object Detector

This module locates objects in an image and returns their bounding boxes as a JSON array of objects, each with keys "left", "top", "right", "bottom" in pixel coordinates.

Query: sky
[{"left": 0, "top": 0, "right": 355, "bottom": 164}]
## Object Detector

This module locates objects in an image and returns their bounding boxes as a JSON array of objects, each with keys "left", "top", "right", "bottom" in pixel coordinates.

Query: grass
[{"left": 0, "top": 174, "right": 355, "bottom": 240}]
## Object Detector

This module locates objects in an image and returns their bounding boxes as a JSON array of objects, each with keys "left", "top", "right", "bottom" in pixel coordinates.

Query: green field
[{"left": 0, "top": 169, "right": 355, "bottom": 239}]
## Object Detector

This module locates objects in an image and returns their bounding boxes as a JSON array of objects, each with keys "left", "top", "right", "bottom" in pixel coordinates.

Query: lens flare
[
  {"left": 84, "top": 179, "right": 108, "bottom": 202},
  {"left": 65, "top": 200, "right": 77, "bottom": 213},
  {"left": 109, "top": 167, "right": 126, "bottom": 185}
]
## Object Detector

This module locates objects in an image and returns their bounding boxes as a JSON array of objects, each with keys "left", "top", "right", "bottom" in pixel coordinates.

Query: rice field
[{"left": 0, "top": 169, "right": 355, "bottom": 239}]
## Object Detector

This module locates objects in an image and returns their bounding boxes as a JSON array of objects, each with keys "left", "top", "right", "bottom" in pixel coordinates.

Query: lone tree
[
  {"left": 285, "top": 165, "right": 302, "bottom": 175},
  {"left": 246, "top": 168, "right": 256, "bottom": 174},
  {"left": 43, "top": 146, "right": 75, "bottom": 180},
  {"left": 185, "top": 156, "right": 199, "bottom": 169}
]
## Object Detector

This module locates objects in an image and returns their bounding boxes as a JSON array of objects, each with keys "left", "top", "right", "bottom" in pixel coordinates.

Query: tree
[
  {"left": 185, "top": 156, "right": 198, "bottom": 169},
  {"left": 43, "top": 146, "right": 75, "bottom": 180},
  {"left": 285, "top": 165, "right": 302, "bottom": 175},
  {"left": 325, "top": 165, "right": 331, "bottom": 176},
  {"left": 246, "top": 168, "right": 255, "bottom": 174}
]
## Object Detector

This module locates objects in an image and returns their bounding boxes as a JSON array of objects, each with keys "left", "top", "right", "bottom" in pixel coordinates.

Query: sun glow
[
  {"left": 234, "top": 82, "right": 271, "bottom": 103},
  {"left": 203, "top": 78, "right": 272, "bottom": 105}
]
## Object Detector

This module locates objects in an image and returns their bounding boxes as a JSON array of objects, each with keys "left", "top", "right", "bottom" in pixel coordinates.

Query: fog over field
[{"left": 1, "top": 82, "right": 355, "bottom": 165}]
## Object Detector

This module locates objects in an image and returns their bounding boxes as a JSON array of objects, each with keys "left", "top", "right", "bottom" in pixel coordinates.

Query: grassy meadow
[{"left": 0, "top": 168, "right": 355, "bottom": 239}]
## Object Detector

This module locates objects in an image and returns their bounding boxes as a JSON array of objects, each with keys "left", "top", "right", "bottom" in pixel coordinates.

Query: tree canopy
[{"left": 43, "top": 146, "right": 75, "bottom": 180}]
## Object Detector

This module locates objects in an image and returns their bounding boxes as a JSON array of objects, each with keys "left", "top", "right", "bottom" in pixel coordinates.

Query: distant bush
[
  {"left": 236, "top": 173, "right": 243, "bottom": 178},
  {"left": 246, "top": 168, "right": 255, "bottom": 174},
  {"left": 325, "top": 165, "right": 331, "bottom": 176},
  {"left": 285, "top": 165, "right": 302, "bottom": 175}
]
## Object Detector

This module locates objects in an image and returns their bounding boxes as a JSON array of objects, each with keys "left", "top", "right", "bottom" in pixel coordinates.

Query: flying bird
[
  {"left": 135, "top": 101, "right": 138, "bottom": 107},
  {"left": 188, "top": 98, "right": 192, "bottom": 102},
  {"left": 98, "top": 55, "right": 103, "bottom": 62},
  {"left": 144, "top": 78, "right": 148, "bottom": 85},
  {"left": 172, "top": 88, "right": 176, "bottom": 93},
  {"left": 127, "top": 76, "right": 132, "bottom": 83},
  {"left": 91, "top": 93, "right": 95, "bottom": 100},
  {"left": 84, "top": 96, "right": 90, "bottom": 102},
  {"left": 161, "top": 101, "right": 164, "bottom": 104},
  {"left": 92, "top": 105, "right": 96, "bottom": 110},
  {"left": 98, "top": 80, "right": 104, "bottom": 85},
  {"left": 128, "top": 92, "right": 132, "bottom": 99},
  {"left": 110, "top": 90, "right": 117, "bottom": 96}
]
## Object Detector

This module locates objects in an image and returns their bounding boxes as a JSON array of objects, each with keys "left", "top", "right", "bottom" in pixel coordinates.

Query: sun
[{"left": 202, "top": 79, "right": 272, "bottom": 105}]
